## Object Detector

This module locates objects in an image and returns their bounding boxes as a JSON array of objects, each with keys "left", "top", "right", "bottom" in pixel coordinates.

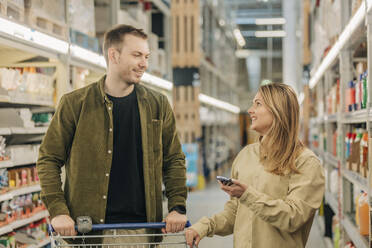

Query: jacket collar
[{"left": 98, "top": 75, "right": 148, "bottom": 103}]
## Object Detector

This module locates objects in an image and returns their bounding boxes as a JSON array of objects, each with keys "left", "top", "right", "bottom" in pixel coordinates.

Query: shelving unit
[
  {"left": 306, "top": 0, "right": 372, "bottom": 246},
  {"left": 0, "top": 210, "right": 49, "bottom": 236}
]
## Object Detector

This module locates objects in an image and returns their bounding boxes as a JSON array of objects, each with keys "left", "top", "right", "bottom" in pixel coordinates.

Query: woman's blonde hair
[{"left": 258, "top": 83, "right": 304, "bottom": 175}]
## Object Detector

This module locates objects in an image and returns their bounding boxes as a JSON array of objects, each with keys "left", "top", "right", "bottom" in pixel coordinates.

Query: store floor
[{"left": 186, "top": 182, "right": 326, "bottom": 248}]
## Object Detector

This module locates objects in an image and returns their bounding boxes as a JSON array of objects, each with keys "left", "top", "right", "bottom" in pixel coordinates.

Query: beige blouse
[{"left": 191, "top": 143, "right": 325, "bottom": 248}]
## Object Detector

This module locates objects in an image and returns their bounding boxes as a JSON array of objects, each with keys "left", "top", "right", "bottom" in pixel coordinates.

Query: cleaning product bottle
[
  {"left": 358, "top": 192, "right": 369, "bottom": 236},
  {"left": 355, "top": 190, "right": 362, "bottom": 227},
  {"left": 349, "top": 80, "right": 355, "bottom": 112},
  {"left": 360, "top": 132, "right": 369, "bottom": 177},
  {"left": 362, "top": 71, "right": 368, "bottom": 109}
]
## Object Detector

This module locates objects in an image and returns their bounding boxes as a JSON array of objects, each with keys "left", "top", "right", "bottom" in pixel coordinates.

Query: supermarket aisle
[
  {"left": 186, "top": 182, "right": 326, "bottom": 248},
  {"left": 186, "top": 182, "right": 233, "bottom": 247}
]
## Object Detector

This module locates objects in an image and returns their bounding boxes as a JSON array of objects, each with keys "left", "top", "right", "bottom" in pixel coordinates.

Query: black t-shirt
[{"left": 105, "top": 89, "right": 147, "bottom": 223}]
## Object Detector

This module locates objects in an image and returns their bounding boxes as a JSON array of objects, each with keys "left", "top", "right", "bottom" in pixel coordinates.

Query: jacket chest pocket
[{"left": 151, "top": 119, "right": 163, "bottom": 152}]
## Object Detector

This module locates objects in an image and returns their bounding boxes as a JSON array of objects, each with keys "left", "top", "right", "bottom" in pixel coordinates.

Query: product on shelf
[
  {"left": 330, "top": 169, "right": 338, "bottom": 195},
  {"left": 360, "top": 132, "right": 368, "bottom": 177},
  {"left": 332, "top": 130, "right": 337, "bottom": 156},
  {"left": 0, "top": 68, "right": 54, "bottom": 103},
  {"left": 0, "top": 192, "right": 45, "bottom": 227},
  {"left": 358, "top": 192, "right": 369, "bottom": 236},
  {"left": 8, "top": 166, "right": 39, "bottom": 190},
  {"left": 0, "top": 169, "right": 8, "bottom": 193},
  {"left": 0, "top": 217, "right": 49, "bottom": 248},
  {"left": 31, "top": 113, "right": 52, "bottom": 127},
  {"left": 344, "top": 69, "right": 368, "bottom": 112},
  {"left": 344, "top": 241, "right": 356, "bottom": 248},
  {"left": 326, "top": 80, "right": 339, "bottom": 115},
  {"left": 0, "top": 136, "right": 9, "bottom": 161}
]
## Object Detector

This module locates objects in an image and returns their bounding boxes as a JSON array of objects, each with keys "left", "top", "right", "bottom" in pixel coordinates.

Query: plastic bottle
[
  {"left": 333, "top": 130, "right": 337, "bottom": 156},
  {"left": 360, "top": 132, "right": 369, "bottom": 176},
  {"left": 362, "top": 71, "right": 368, "bottom": 109},
  {"left": 349, "top": 80, "right": 355, "bottom": 112},
  {"left": 355, "top": 77, "right": 360, "bottom": 111},
  {"left": 358, "top": 192, "right": 369, "bottom": 236}
]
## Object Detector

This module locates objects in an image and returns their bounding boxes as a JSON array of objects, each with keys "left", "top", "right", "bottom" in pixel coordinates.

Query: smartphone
[{"left": 216, "top": 176, "right": 233, "bottom": 186}]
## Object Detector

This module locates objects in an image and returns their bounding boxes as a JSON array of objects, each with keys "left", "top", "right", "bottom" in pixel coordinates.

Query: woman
[{"left": 186, "top": 83, "right": 325, "bottom": 248}]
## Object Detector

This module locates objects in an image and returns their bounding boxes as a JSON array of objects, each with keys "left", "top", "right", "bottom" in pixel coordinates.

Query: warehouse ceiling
[{"left": 225, "top": 0, "right": 283, "bottom": 50}]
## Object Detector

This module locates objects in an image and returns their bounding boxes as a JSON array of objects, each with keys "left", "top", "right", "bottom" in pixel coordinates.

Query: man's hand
[
  {"left": 51, "top": 215, "right": 77, "bottom": 236},
  {"left": 185, "top": 228, "right": 201, "bottom": 247},
  {"left": 219, "top": 179, "right": 248, "bottom": 198},
  {"left": 161, "top": 210, "right": 187, "bottom": 233}
]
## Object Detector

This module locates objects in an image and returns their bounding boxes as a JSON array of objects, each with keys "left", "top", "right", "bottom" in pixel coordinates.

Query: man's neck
[{"left": 104, "top": 73, "right": 134, "bottom": 97}]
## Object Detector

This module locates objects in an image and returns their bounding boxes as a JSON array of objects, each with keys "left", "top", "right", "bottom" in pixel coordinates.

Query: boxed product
[{"left": 69, "top": 0, "right": 95, "bottom": 37}]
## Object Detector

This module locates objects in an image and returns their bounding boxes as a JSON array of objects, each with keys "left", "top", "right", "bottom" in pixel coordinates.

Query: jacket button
[
  {"left": 100, "top": 219, "right": 104, "bottom": 223},
  {"left": 103, "top": 195, "right": 107, "bottom": 199},
  {"left": 108, "top": 150, "right": 112, "bottom": 154},
  {"left": 109, "top": 128, "right": 113, "bottom": 132},
  {"left": 106, "top": 173, "right": 109, "bottom": 177},
  {"left": 108, "top": 107, "right": 112, "bottom": 111}
]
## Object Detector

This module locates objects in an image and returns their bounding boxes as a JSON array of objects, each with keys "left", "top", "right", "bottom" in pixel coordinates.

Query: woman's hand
[
  {"left": 219, "top": 179, "right": 248, "bottom": 198},
  {"left": 185, "top": 228, "right": 201, "bottom": 247}
]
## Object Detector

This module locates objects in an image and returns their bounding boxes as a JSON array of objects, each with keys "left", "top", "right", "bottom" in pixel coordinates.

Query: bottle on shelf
[{"left": 358, "top": 192, "right": 369, "bottom": 236}]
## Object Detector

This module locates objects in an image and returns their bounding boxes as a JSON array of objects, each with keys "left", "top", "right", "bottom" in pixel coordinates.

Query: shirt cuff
[
  {"left": 239, "top": 185, "right": 260, "bottom": 207},
  {"left": 169, "top": 205, "right": 186, "bottom": 215},
  {"left": 190, "top": 217, "right": 211, "bottom": 239}
]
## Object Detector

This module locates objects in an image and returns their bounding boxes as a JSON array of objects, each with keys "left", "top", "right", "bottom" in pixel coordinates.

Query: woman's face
[{"left": 248, "top": 92, "right": 274, "bottom": 135}]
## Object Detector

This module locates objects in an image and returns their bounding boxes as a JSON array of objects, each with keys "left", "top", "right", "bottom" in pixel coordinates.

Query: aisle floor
[{"left": 186, "top": 182, "right": 326, "bottom": 248}]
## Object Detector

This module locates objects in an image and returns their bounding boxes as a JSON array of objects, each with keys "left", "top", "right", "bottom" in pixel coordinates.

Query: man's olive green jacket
[{"left": 36, "top": 76, "right": 187, "bottom": 225}]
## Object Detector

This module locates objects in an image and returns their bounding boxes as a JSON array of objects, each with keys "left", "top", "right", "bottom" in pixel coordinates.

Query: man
[{"left": 36, "top": 25, "right": 187, "bottom": 243}]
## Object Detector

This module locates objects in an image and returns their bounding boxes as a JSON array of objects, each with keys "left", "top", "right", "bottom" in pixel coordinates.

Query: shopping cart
[{"left": 48, "top": 216, "right": 193, "bottom": 248}]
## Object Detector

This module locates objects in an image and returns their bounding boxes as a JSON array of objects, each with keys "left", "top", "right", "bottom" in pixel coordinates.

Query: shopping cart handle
[{"left": 48, "top": 221, "right": 191, "bottom": 234}]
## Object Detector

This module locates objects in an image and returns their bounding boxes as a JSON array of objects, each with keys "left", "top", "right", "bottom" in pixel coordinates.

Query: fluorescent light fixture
[
  {"left": 199, "top": 94, "right": 240, "bottom": 114},
  {"left": 309, "top": 1, "right": 368, "bottom": 89},
  {"left": 0, "top": 16, "right": 69, "bottom": 54},
  {"left": 70, "top": 45, "right": 107, "bottom": 68},
  {"left": 141, "top": 72, "right": 173, "bottom": 91},
  {"left": 298, "top": 92, "right": 305, "bottom": 105},
  {"left": 255, "top": 18, "right": 286, "bottom": 25},
  {"left": 255, "top": 30, "right": 286, "bottom": 38},
  {"left": 233, "top": 28, "right": 246, "bottom": 47}
]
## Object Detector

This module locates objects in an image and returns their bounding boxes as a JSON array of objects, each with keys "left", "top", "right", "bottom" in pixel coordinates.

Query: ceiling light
[
  {"left": 254, "top": 30, "right": 286, "bottom": 38},
  {"left": 141, "top": 73, "right": 173, "bottom": 91},
  {"left": 255, "top": 18, "right": 286, "bottom": 25},
  {"left": 199, "top": 94, "right": 240, "bottom": 114}
]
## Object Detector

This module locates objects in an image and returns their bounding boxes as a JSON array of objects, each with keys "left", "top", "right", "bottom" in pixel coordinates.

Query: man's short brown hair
[{"left": 103, "top": 24, "right": 148, "bottom": 64}]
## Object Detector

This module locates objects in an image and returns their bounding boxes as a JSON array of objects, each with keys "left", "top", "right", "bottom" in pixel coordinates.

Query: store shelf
[
  {"left": 0, "top": 210, "right": 49, "bottom": 236},
  {"left": 0, "top": 127, "right": 48, "bottom": 136},
  {"left": 10, "top": 127, "right": 48, "bottom": 135},
  {"left": 27, "top": 238, "right": 50, "bottom": 248},
  {"left": 342, "top": 216, "right": 368, "bottom": 248},
  {"left": 309, "top": 1, "right": 372, "bottom": 89},
  {"left": 0, "top": 96, "right": 54, "bottom": 108},
  {"left": 0, "top": 185, "right": 41, "bottom": 202},
  {"left": 342, "top": 110, "right": 369, "bottom": 124},
  {"left": 324, "top": 114, "right": 337, "bottom": 123},
  {"left": 324, "top": 152, "right": 339, "bottom": 168},
  {"left": 0, "top": 157, "right": 37, "bottom": 169},
  {"left": 342, "top": 169, "right": 368, "bottom": 192},
  {"left": 325, "top": 191, "right": 338, "bottom": 215}
]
